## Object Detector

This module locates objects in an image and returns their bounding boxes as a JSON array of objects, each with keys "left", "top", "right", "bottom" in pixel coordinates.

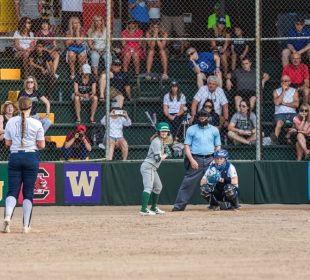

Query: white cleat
[
  {"left": 3, "top": 216, "right": 10, "bottom": 233},
  {"left": 23, "top": 226, "right": 31, "bottom": 234},
  {"left": 151, "top": 207, "right": 165, "bottom": 215},
  {"left": 139, "top": 209, "right": 156, "bottom": 216}
]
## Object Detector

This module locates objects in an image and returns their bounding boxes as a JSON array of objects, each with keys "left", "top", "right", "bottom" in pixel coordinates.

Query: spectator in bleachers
[
  {"left": 0, "top": 101, "right": 18, "bottom": 142},
  {"left": 65, "top": 16, "right": 87, "bottom": 80},
  {"left": 202, "top": 99, "right": 220, "bottom": 129},
  {"left": 207, "top": 2, "right": 231, "bottom": 30},
  {"left": 231, "top": 25, "right": 249, "bottom": 71},
  {"left": 73, "top": 64, "right": 98, "bottom": 125},
  {"left": 100, "top": 107, "right": 132, "bottom": 160},
  {"left": 61, "top": 124, "right": 92, "bottom": 161},
  {"left": 161, "top": 0, "right": 185, "bottom": 53},
  {"left": 14, "top": 0, "right": 41, "bottom": 32},
  {"left": 61, "top": 0, "right": 83, "bottom": 35},
  {"left": 145, "top": 20, "right": 169, "bottom": 80},
  {"left": 163, "top": 80, "right": 186, "bottom": 141},
  {"left": 147, "top": 0, "right": 161, "bottom": 21},
  {"left": 270, "top": 75, "right": 299, "bottom": 145},
  {"left": 121, "top": 20, "right": 144, "bottom": 77},
  {"left": 35, "top": 19, "right": 60, "bottom": 78},
  {"left": 282, "top": 53, "right": 309, "bottom": 104},
  {"left": 282, "top": 17, "right": 310, "bottom": 66},
  {"left": 186, "top": 47, "right": 221, "bottom": 88},
  {"left": 29, "top": 40, "right": 57, "bottom": 100},
  {"left": 99, "top": 59, "right": 131, "bottom": 107},
  {"left": 210, "top": 17, "right": 231, "bottom": 78},
  {"left": 13, "top": 17, "right": 36, "bottom": 78},
  {"left": 189, "top": 76, "right": 229, "bottom": 129},
  {"left": 18, "top": 75, "right": 52, "bottom": 133},
  {"left": 226, "top": 57, "right": 270, "bottom": 111},
  {"left": 227, "top": 99, "right": 257, "bottom": 145},
  {"left": 87, "top": 15, "right": 109, "bottom": 79},
  {"left": 128, "top": 0, "right": 149, "bottom": 32},
  {"left": 293, "top": 104, "right": 310, "bottom": 160}
]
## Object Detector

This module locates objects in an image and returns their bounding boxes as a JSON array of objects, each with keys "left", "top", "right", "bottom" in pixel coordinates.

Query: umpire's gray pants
[
  {"left": 173, "top": 156, "right": 212, "bottom": 210},
  {"left": 140, "top": 161, "right": 163, "bottom": 194}
]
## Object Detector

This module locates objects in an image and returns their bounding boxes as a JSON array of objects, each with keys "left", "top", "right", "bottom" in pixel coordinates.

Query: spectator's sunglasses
[
  {"left": 187, "top": 52, "right": 195, "bottom": 57},
  {"left": 300, "top": 109, "right": 309, "bottom": 113},
  {"left": 27, "top": 80, "right": 34, "bottom": 84},
  {"left": 204, "top": 104, "right": 213, "bottom": 109}
]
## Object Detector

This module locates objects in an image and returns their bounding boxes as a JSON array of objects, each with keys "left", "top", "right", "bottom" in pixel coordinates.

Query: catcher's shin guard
[{"left": 224, "top": 185, "right": 240, "bottom": 208}]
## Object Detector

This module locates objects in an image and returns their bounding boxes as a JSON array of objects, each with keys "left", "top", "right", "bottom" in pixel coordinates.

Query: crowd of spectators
[{"left": 0, "top": 2, "right": 309, "bottom": 161}]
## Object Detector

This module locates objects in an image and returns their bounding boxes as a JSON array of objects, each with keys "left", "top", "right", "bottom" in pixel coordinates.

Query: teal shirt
[{"left": 185, "top": 124, "right": 221, "bottom": 155}]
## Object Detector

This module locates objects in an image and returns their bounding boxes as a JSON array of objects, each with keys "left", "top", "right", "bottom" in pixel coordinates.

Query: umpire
[
  {"left": 3, "top": 96, "right": 45, "bottom": 234},
  {"left": 172, "top": 110, "right": 221, "bottom": 211}
]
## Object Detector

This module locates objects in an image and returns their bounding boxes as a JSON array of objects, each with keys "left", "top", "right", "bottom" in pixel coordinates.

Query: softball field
[{"left": 0, "top": 205, "right": 310, "bottom": 280}]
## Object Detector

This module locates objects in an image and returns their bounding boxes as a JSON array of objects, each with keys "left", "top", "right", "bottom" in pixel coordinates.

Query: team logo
[
  {"left": 18, "top": 163, "right": 56, "bottom": 204},
  {"left": 64, "top": 164, "right": 102, "bottom": 204},
  {"left": 34, "top": 168, "right": 50, "bottom": 200}
]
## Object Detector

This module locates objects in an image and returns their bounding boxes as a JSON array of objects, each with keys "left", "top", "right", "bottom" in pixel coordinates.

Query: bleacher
[{"left": 0, "top": 52, "right": 305, "bottom": 161}]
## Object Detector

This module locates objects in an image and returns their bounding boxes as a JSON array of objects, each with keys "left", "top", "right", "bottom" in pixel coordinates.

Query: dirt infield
[{"left": 0, "top": 205, "right": 310, "bottom": 280}]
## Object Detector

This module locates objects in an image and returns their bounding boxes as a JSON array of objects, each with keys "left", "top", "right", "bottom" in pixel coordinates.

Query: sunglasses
[
  {"left": 281, "top": 80, "right": 290, "bottom": 82},
  {"left": 204, "top": 105, "right": 213, "bottom": 109},
  {"left": 239, "top": 104, "right": 247, "bottom": 108},
  {"left": 27, "top": 80, "right": 34, "bottom": 84},
  {"left": 187, "top": 52, "right": 195, "bottom": 57},
  {"left": 300, "top": 109, "right": 309, "bottom": 112}
]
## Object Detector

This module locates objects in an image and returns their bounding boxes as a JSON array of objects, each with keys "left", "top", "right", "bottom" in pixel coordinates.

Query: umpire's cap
[
  {"left": 197, "top": 110, "right": 210, "bottom": 118},
  {"left": 157, "top": 122, "right": 170, "bottom": 132}
]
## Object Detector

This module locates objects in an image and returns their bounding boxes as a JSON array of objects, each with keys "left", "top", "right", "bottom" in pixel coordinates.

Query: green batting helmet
[{"left": 157, "top": 122, "right": 170, "bottom": 132}]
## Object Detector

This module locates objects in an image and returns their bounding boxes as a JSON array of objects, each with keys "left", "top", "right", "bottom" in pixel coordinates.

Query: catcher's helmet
[{"left": 214, "top": 149, "right": 229, "bottom": 159}]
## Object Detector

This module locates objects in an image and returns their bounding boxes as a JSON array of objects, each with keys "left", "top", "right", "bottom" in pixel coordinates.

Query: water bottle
[
  {"left": 93, "top": 133, "right": 97, "bottom": 147},
  {"left": 152, "top": 112, "right": 157, "bottom": 125},
  {"left": 224, "top": 135, "right": 228, "bottom": 146},
  {"left": 59, "top": 89, "right": 63, "bottom": 102}
]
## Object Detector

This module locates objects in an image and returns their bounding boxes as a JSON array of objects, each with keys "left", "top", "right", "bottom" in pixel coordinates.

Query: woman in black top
[
  {"left": 202, "top": 99, "right": 220, "bottom": 129},
  {"left": 74, "top": 64, "right": 98, "bottom": 124}
]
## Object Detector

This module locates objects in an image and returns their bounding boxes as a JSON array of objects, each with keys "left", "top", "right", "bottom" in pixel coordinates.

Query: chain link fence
[{"left": 0, "top": 0, "right": 309, "bottom": 161}]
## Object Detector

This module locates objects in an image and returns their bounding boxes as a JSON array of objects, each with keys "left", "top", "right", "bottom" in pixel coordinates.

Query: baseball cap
[
  {"left": 197, "top": 110, "right": 210, "bottom": 118},
  {"left": 171, "top": 80, "right": 178, "bottom": 86},
  {"left": 295, "top": 17, "right": 305, "bottom": 24},
  {"left": 112, "top": 58, "right": 122, "bottom": 65},
  {"left": 76, "top": 124, "right": 87, "bottom": 133},
  {"left": 186, "top": 47, "right": 196, "bottom": 56},
  {"left": 157, "top": 122, "right": 170, "bottom": 132},
  {"left": 217, "top": 17, "right": 226, "bottom": 24},
  {"left": 82, "top": 64, "right": 91, "bottom": 74}
]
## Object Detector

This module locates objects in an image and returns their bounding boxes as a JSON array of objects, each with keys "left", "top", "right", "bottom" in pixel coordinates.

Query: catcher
[
  {"left": 200, "top": 149, "right": 240, "bottom": 210},
  {"left": 139, "top": 122, "right": 172, "bottom": 216}
]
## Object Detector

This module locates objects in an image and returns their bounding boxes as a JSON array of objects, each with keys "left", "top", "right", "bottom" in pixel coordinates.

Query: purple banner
[{"left": 64, "top": 164, "right": 101, "bottom": 204}]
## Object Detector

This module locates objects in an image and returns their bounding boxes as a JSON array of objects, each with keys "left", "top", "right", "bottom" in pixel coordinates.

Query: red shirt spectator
[{"left": 282, "top": 63, "right": 309, "bottom": 86}]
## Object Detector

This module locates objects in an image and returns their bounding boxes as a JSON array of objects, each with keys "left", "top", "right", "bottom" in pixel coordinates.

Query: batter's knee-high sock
[
  {"left": 141, "top": 191, "right": 150, "bottom": 211},
  {"left": 22, "top": 199, "right": 33, "bottom": 228},
  {"left": 150, "top": 192, "right": 160, "bottom": 211},
  {"left": 4, "top": 196, "right": 17, "bottom": 220}
]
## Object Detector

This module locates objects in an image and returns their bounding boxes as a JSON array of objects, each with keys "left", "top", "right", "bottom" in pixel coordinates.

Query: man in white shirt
[{"left": 190, "top": 75, "right": 229, "bottom": 129}]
